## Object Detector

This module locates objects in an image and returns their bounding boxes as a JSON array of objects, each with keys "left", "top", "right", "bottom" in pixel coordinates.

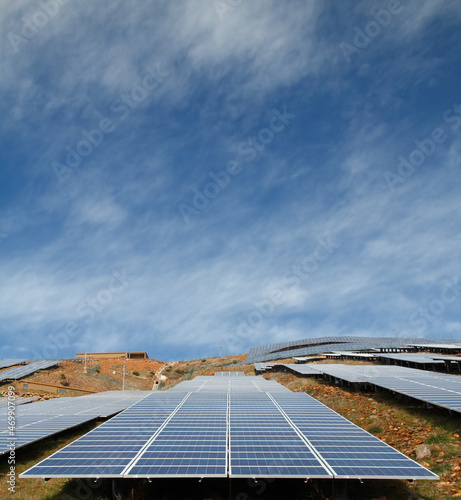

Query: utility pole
[{"left": 122, "top": 356, "right": 126, "bottom": 392}]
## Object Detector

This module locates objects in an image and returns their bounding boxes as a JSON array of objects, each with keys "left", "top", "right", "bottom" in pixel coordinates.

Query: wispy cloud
[{"left": 0, "top": 1, "right": 460, "bottom": 361}]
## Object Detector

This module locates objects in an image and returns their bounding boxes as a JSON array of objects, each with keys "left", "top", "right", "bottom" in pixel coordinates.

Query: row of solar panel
[
  {"left": 21, "top": 376, "right": 437, "bottom": 480},
  {"left": 0, "top": 391, "right": 151, "bottom": 455},
  {"left": 0, "top": 359, "right": 28, "bottom": 370},
  {"left": 0, "top": 359, "right": 63, "bottom": 381},
  {"left": 214, "top": 371, "right": 245, "bottom": 376},
  {"left": 246, "top": 337, "right": 461, "bottom": 363},
  {"left": 268, "top": 364, "right": 461, "bottom": 413}
]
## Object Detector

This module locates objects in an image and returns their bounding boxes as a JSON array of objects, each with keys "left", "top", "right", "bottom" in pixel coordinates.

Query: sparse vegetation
[
  {"left": 368, "top": 425, "right": 383, "bottom": 434},
  {"left": 425, "top": 434, "right": 451, "bottom": 444},
  {"left": 132, "top": 371, "right": 140, "bottom": 376}
]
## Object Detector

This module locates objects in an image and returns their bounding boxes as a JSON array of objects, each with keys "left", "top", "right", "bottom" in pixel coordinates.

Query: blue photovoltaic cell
[
  {"left": 0, "top": 391, "right": 151, "bottom": 455},
  {"left": 0, "top": 359, "right": 63, "bottom": 381},
  {"left": 229, "top": 392, "right": 331, "bottom": 477},
  {"left": 270, "top": 392, "right": 438, "bottom": 480},
  {"left": 302, "top": 365, "right": 461, "bottom": 414},
  {"left": 21, "top": 392, "right": 186, "bottom": 477},
  {"left": 266, "top": 363, "right": 461, "bottom": 414},
  {"left": 128, "top": 392, "right": 228, "bottom": 477}
]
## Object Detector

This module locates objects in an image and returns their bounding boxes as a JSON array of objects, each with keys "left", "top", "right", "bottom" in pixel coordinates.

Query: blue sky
[{"left": 1, "top": 0, "right": 461, "bottom": 362}]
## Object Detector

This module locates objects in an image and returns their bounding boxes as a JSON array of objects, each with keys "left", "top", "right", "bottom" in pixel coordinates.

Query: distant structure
[
  {"left": 245, "top": 336, "right": 461, "bottom": 363},
  {"left": 76, "top": 351, "right": 148, "bottom": 360}
]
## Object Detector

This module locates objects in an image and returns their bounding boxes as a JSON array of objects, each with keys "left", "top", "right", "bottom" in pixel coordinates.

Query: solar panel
[
  {"left": 0, "top": 391, "right": 151, "bottom": 455},
  {"left": 246, "top": 336, "right": 460, "bottom": 363},
  {"left": 270, "top": 392, "right": 437, "bottom": 480},
  {"left": 0, "top": 359, "right": 28, "bottom": 369},
  {"left": 305, "top": 364, "right": 366, "bottom": 383},
  {"left": 0, "top": 414, "right": 97, "bottom": 453},
  {"left": 229, "top": 392, "right": 332, "bottom": 478},
  {"left": 21, "top": 375, "right": 438, "bottom": 482},
  {"left": 0, "top": 359, "right": 63, "bottom": 381},
  {"left": 285, "top": 364, "right": 461, "bottom": 414},
  {"left": 378, "top": 353, "right": 446, "bottom": 366},
  {"left": 126, "top": 392, "right": 228, "bottom": 477},
  {"left": 20, "top": 393, "right": 187, "bottom": 477},
  {"left": 270, "top": 364, "right": 322, "bottom": 376},
  {"left": 0, "top": 396, "right": 38, "bottom": 407},
  {"left": 214, "top": 371, "right": 245, "bottom": 377}
]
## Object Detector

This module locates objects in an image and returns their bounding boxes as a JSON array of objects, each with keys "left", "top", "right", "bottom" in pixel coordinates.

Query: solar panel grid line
[
  {"left": 369, "top": 378, "right": 461, "bottom": 414},
  {"left": 396, "top": 376, "right": 461, "bottom": 395},
  {"left": 127, "top": 392, "right": 228, "bottom": 477},
  {"left": 0, "top": 415, "right": 99, "bottom": 455},
  {"left": 269, "top": 392, "right": 438, "bottom": 480},
  {"left": 265, "top": 392, "right": 335, "bottom": 477},
  {"left": 228, "top": 392, "right": 332, "bottom": 478},
  {"left": 20, "top": 393, "right": 187, "bottom": 478},
  {"left": 195, "top": 380, "right": 211, "bottom": 392},
  {"left": 121, "top": 392, "right": 192, "bottom": 476},
  {"left": 251, "top": 380, "right": 263, "bottom": 392},
  {"left": 226, "top": 390, "right": 230, "bottom": 478},
  {"left": 0, "top": 392, "right": 156, "bottom": 456}
]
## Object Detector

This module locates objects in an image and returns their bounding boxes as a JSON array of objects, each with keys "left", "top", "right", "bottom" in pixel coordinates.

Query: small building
[
  {"left": 15, "top": 379, "right": 97, "bottom": 394},
  {"left": 76, "top": 351, "right": 148, "bottom": 360}
]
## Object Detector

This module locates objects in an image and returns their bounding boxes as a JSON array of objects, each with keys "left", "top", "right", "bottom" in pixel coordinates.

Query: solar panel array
[
  {"left": 22, "top": 375, "right": 437, "bottom": 481},
  {"left": 246, "top": 336, "right": 461, "bottom": 363},
  {"left": 378, "top": 353, "right": 446, "bottom": 366},
  {"left": 271, "top": 364, "right": 461, "bottom": 414},
  {"left": 0, "top": 391, "right": 150, "bottom": 455},
  {"left": 214, "top": 371, "right": 245, "bottom": 377},
  {"left": 0, "top": 359, "right": 63, "bottom": 381},
  {"left": 0, "top": 359, "right": 28, "bottom": 370},
  {"left": 325, "top": 351, "right": 377, "bottom": 359},
  {"left": 269, "top": 392, "right": 433, "bottom": 479},
  {"left": 378, "top": 353, "right": 461, "bottom": 369},
  {"left": 273, "top": 364, "right": 322, "bottom": 376},
  {"left": 0, "top": 396, "right": 38, "bottom": 407}
]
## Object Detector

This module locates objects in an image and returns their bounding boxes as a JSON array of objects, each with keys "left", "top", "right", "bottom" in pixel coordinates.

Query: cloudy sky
[{"left": 1, "top": 0, "right": 460, "bottom": 362}]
